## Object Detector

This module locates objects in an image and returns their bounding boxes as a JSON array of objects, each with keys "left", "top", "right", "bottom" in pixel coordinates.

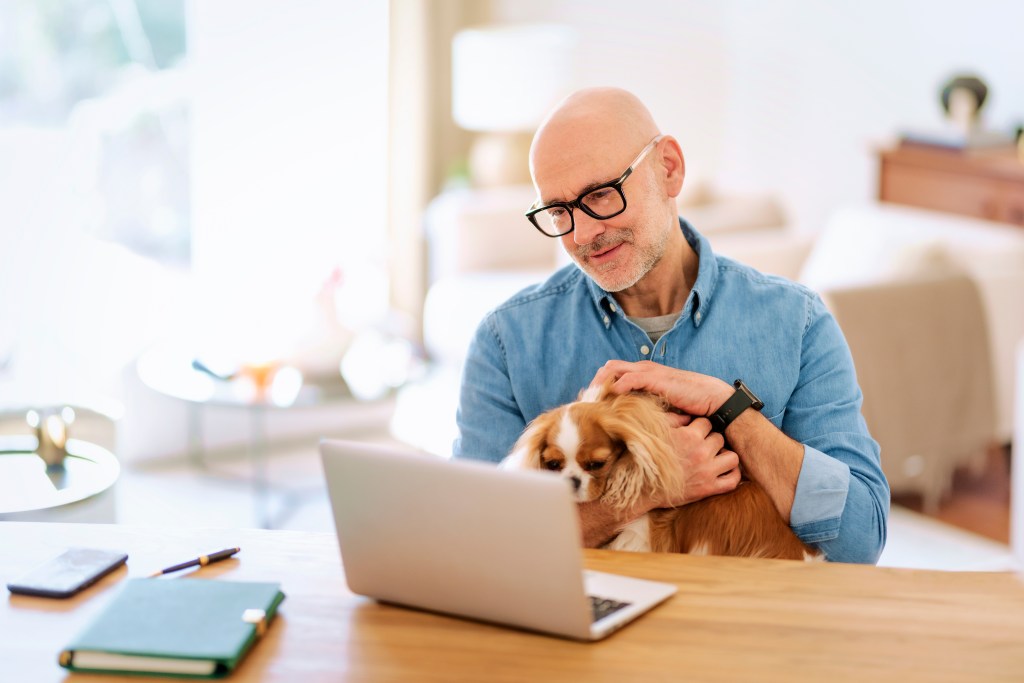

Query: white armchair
[
  {"left": 824, "top": 272, "right": 995, "bottom": 511},
  {"left": 799, "top": 204, "right": 1024, "bottom": 509}
]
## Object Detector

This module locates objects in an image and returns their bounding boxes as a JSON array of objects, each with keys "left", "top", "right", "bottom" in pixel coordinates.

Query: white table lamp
[{"left": 452, "top": 24, "right": 577, "bottom": 187}]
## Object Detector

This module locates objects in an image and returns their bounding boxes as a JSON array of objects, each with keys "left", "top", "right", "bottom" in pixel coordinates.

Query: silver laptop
[{"left": 319, "top": 439, "right": 677, "bottom": 641}]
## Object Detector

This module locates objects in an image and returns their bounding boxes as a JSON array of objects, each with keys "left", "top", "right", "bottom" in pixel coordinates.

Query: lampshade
[{"left": 452, "top": 24, "right": 577, "bottom": 133}]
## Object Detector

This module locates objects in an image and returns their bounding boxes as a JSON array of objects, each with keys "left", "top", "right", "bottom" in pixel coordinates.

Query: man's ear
[{"left": 660, "top": 136, "right": 685, "bottom": 199}]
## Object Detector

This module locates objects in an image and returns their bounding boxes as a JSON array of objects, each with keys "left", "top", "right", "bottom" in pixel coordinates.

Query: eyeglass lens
[{"left": 533, "top": 186, "right": 625, "bottom": 236}]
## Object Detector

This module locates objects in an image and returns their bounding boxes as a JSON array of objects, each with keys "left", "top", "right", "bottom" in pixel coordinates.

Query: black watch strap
[{"left": 709, "top": 380, "right": 764, "bottom": 433}]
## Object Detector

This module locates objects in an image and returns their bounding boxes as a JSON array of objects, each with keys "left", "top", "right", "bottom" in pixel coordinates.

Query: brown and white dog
[{"left": 502, "top": 385, "right": 821, "bottom": 561}]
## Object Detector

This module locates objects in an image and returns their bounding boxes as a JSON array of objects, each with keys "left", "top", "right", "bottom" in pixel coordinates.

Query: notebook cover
[{"left": 59, "top": 578, "right": 285, "bottom": 679}]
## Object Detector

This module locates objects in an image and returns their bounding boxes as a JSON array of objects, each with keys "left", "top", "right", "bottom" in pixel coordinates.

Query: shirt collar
[{"left": 583, "top": 216, "right": 719, "bottom": 328}]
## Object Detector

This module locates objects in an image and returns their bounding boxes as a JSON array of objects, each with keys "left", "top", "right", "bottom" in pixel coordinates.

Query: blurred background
[{"left": 2, "top": 0, "right": 1023, "bottom": 570}]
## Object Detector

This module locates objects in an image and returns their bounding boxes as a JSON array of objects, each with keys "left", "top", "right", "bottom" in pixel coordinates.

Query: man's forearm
[{"left": 724, "top": 410, "right": 803, "bottom": 523}]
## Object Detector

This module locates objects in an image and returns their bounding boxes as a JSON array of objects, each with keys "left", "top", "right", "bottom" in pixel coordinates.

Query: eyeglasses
[{"left": 525, "top": 135, "right": 665, "bottom": 238}]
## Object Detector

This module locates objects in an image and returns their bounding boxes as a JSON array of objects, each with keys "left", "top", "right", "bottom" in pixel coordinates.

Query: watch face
[{"left": 735, "top": 380, "right": 764, "bottom": 411}]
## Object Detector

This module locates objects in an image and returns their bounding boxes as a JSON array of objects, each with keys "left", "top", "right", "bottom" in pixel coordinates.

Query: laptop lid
[{"left": 319, "top": 439, "right": 675, "bottom": 640}]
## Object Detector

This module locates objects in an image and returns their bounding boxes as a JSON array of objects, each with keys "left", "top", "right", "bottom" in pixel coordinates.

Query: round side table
[
  {"left": 0, "top": 436, "right": 119, "bottom": 523},
  {"left": 136, "top": 344, "right": 351, "bottom": 528}
]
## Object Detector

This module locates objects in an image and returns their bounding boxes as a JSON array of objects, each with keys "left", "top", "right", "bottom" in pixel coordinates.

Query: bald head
[
  {"left": 529, "top": 88, "right": 661, "bottom": 194},
  {"left": 524, "top": 87, "right": 688, "bottom": 299}
]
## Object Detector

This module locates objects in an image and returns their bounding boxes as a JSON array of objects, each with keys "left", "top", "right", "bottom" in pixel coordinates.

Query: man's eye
[
  {"left": 583, "top": 461, "right": 606, "bottom": 472},
  {"left": 547, "top": 207, "right": 566, "bottom": 218},
  {"left": 586, "top": 188, "right": 612, "bottom": 201},
  {"left": 543, "top": 460, "right": 563, "bottom": 471}
]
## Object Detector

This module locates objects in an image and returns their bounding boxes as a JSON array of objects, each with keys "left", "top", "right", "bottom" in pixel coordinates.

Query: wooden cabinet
[{"left": 878, "top": 145, "right": 1024, "bottom": 227}]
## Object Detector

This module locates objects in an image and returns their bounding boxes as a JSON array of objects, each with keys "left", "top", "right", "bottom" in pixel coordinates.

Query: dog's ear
[
  {"left": 501, "top": 410, "right": 556, "bottom": 470},
  {"left": 599, "top": 394, "right": 681, "bottom": 510}
]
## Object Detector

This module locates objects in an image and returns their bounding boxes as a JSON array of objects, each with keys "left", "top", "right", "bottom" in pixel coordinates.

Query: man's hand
[
  {"left": 660, "top": 414, "right": 741, "bottom": 507},
  {"left": 578, "top": 414, "right": 741, "bottom": 547},
  {"left": 592, "top": 359, "right": 803, "bottom": 523},
  {"left": 590, "top": 361, "right": 742, "bottom": 511},
  {"left": 591, "top": 360, "right": 733, "bottom": 417}
]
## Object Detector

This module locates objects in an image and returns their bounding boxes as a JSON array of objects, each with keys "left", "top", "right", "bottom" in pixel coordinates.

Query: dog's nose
[{"left": 570, "top": 476, "right": 582, "bottom": 492}]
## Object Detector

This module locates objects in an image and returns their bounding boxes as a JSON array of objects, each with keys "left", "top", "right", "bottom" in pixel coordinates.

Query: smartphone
[{"left": 6, "top": 548, "right": 128, "bottom": 598}]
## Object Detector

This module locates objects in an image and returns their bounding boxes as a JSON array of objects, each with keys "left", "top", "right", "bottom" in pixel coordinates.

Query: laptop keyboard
[{"left": 589, "top": 595, "right": 631, "bottom": 622}]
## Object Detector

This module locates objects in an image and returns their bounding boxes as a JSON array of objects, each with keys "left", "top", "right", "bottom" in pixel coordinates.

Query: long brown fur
[
  {"left": 506, "top": 386, "right": 820, "bottom": 561},
  {"left": 647, "top": 482, "right": 817, "bottom": 559}
]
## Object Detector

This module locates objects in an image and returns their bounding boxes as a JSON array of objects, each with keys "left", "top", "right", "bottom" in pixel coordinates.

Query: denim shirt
[{"left": 454, "top": 218, "right": 889, "bottom": 564}]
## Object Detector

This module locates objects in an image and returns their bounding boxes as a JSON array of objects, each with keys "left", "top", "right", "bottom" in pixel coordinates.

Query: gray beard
[{"left": 573, "top": 227, "right": 669, "bottom": 292}]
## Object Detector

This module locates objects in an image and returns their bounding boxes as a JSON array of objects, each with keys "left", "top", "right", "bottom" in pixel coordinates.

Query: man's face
[
  {"left": 559, "top": 186, "right": 671, "bottom": 293},
  {"left": 535, "top": 140, "right": 672, "bottom": 293}
]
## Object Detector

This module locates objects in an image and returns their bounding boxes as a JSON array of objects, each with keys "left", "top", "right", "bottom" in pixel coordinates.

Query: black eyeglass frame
[{"left": 525, "top": 134, "right": 666, "bottom": 238}]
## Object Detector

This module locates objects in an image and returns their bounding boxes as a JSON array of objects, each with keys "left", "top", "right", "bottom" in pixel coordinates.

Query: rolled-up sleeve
[{"left": 790, "top": 445, "right": 849, "bottom": 536}]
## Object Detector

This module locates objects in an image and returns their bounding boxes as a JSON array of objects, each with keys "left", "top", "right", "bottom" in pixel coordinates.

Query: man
[{"left": 453, "top": 87, "right": 888, "bottom": 564}]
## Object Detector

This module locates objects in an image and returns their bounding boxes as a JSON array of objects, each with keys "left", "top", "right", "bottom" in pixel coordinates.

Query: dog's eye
[
  {"left": 583, "top": 461, "right": 606, "bottom": 472},
  {"left": 543, "top": 460, "right": 563, "bottom": 471}
]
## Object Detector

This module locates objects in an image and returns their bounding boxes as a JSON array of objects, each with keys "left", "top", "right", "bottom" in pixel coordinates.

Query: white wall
[
  {"left": 188, "top": 0, "right": 389, "bottom": 361},
  {"left": 116, "top": 1, "right": 391, "bottom": 461},
  {"left": 491, "top": 0, "right": 1024, "bottom": 231}
]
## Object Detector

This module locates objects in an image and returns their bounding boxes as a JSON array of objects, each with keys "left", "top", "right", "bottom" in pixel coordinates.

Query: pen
[{"left": 147, "top": 547, "right": 241, "bottom": 578}]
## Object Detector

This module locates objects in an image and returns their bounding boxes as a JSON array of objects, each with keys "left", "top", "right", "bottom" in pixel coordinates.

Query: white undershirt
[{"left": 627, "top": 312, "right": 681, "bottom": 343}]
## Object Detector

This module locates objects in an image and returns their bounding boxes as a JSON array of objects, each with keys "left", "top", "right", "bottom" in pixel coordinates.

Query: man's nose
[{"left": 571, "top": 210, "right": 605, "bottom": 246}]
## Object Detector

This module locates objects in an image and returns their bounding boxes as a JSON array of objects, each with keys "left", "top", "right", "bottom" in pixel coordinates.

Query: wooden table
[{"left": 3, "top": 522, "right": 1024, "bottom": 682}]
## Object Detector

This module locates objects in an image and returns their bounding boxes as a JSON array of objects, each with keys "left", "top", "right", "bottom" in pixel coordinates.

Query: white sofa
[{"left": 394, "top": 191, "right": 1024, "bottom": 512}]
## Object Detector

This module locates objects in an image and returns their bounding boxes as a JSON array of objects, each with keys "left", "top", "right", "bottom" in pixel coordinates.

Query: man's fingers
[
  {"left": 594, "top": 360, "right": 671, "bottom": 396},
  {"left": 708, "top": 430, "right": 725, "bottom": 453},
  {"left": 665, "top": 412, "right": 693, "bottom": 428},
  {"left": 715, "top": 467, "right": 741, "bottom": 494},
  {"left": 689, "top": 416, "right": 714, "bottom": 438},
  {"left": 715, "top": 449, "right": 739, "bottom": 474},
  {"left": 590, "top": 361, "right": 640, "bottom": 393},
  {"left": 588, "top": 367, "right": 616, "bottom": 389},
  {"left": 610, "top": 373, "right": 656, "bottom": 396}
]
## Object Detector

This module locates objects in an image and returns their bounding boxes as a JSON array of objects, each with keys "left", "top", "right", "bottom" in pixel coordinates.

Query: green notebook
[{"left": 59, "top": 578, "right": 285, "bottom": 678}]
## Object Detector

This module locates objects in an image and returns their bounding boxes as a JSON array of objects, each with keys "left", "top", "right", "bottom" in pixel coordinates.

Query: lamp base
[{"left": 468, "top": 131, "right": 533, "bottom": 188}]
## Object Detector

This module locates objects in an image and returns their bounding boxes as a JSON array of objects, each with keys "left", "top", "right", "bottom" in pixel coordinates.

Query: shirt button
[
  {"left": 603, "top": 316, "right": 610, "bottom": 325},
  {"left": 609, "top": 303, "right": 617, "bottom": 312},
  {"left": 640, "top": 345, "right": 650, "bottom": 355},
  {"left": 695, "top": 311, "right": 702, "bottom": 323}
]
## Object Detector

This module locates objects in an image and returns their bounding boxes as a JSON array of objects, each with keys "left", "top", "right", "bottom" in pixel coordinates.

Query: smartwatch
[{"left": 709, "top": 379, "right": 764, "bottom": 433}]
